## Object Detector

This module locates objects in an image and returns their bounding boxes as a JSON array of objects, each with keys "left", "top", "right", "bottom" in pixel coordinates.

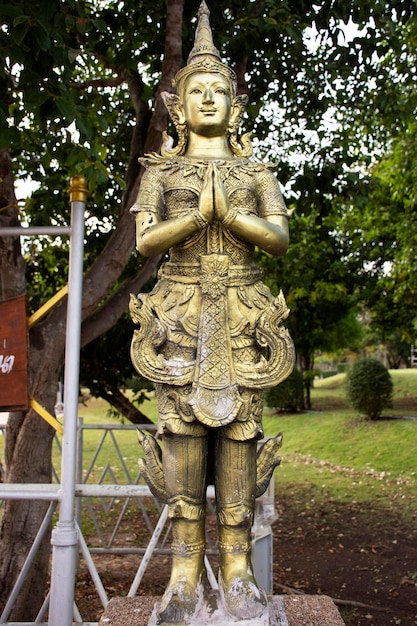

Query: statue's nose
[{"left": 202, "top": 87, "right": 214, "bottom": 103}]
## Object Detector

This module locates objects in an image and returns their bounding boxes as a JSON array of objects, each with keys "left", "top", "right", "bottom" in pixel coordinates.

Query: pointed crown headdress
[
  {"left": 160, "top": 1, "right": 252, "bottom": 158},
  {"left": 173, "top": 1, "right": 237, "bottom": 96}
]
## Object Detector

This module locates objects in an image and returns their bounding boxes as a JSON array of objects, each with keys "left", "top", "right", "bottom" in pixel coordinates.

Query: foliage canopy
[{"left": 1, "top": 0, "right": 416, "bottom": 411}]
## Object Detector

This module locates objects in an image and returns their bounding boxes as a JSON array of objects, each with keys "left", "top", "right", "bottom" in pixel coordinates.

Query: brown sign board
[{"left": 0, "top": 294, "right": 29, "bottom": 411}]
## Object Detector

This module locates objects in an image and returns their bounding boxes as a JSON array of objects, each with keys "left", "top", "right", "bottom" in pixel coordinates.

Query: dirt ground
[
  {"left": 274, "top": 491, "right": 417, "bottom": 625},
  {"left": 75, "top": 489, "right": 417, "bottom": 626}
]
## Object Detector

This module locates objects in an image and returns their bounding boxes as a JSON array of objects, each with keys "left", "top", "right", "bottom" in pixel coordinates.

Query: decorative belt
[{"left": 158, "top": 260, "right": 263, "bottom": 286}]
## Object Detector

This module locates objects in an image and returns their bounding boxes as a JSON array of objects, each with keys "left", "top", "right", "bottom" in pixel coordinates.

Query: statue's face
[{"left": 182, "top": 72, "right": 232, "bottom": 137}]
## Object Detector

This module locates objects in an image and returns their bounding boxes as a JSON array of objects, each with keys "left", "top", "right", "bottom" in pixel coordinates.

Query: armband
[
  {"left": 223, "top": 208, "right": 238, "bottom": 227},
  {"left": 192, "top": 210, "right": 209, "bottom": 228}
]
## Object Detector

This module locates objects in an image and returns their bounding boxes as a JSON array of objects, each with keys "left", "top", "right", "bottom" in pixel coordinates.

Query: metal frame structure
[
  {"left": 0, "top": 177, "right": 88, "bottom": 626},
  {"left": 0, "top": 178, "right": 214, "bottom": 625}
]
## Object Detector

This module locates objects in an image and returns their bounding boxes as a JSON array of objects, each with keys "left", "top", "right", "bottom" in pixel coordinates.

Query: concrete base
[{"left": 98, "top": 595, "right": 345, "bottom": 626}]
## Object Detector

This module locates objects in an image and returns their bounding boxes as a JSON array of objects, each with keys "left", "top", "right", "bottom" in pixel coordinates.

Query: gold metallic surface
[
  {"left": 130, "top": 2, "right": 294, "bottom": 622},
  {"left": 69, "top": 175, "right": 89, "bottom": 203}
]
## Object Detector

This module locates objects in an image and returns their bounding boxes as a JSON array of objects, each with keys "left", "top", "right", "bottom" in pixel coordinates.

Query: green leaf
[
  {"left": 75, "top": 116, "right": 93, "bottom": 139},
  {"left": 56, "top": 96, "right": 77, "bottom": 122},
  {"left": 33, "top": 25, "right": 51, "bottom": 51},
  {"left": 92, "top": 19, "right": 107, "bottom": 32},
  {"left": 0, "top": 4, "right": 24, "bottom": 19},
  {"left": 13, "top": 15, "right": 31, "bottom": 27},
  {"left": 68, "top": 48, "right": 80, "bottom": 63},
  {"left": 11, "top": 23, "right": 31, "bottom": 46}
]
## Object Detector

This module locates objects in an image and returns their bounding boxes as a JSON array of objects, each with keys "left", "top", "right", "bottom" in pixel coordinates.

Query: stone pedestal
[{"left": 98, "top": 595, "right": 345, "bottom": 626}]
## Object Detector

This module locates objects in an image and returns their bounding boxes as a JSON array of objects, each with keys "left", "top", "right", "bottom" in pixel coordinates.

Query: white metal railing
[
  {"left": 411, "top": 344, "right": 417, "bottom": 367},
  {"left": 0, "top": 178, "right": 87, "bottom": 626},
  {"left": 1, "top": 420, "right": 276, "bottom": 625}
]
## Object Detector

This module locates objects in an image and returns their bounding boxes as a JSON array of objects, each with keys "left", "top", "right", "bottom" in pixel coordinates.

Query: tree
[
  {"left": 333, "top": 16, "right": 417, "bottom": 363},
  {"left": 266, "top": 368, "right": 304, "bottom": 413},
  {"left": 79, "top": 313, "right": 155, "bottom": 423},
  {"left": 1, "top": 0, "right": 415, "bottom": 616},
  {"left": 252, "top": 5, "right": 416, "bottom": 405},
  {"left": 259, "top": 202, "right": 363, "bottom": 408}
]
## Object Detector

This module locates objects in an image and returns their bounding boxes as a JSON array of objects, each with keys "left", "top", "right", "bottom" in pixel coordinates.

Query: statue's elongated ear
[
  {"left": 161, "top": 92, "right": 186, "bottom": 126},
  {"left": 229, "top": 94, "right": 248, "bottom": 130},
  {"left": 228, "top": 94, "right": 253, "bottom": 157}
]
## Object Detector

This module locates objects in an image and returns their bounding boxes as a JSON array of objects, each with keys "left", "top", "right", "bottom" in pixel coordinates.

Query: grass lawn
[
  {"left": 263, "top": 371, "right": 417, "bottom": 520},
  {"left": 47, "top": 369, "right": 417, "bottom": 524}
]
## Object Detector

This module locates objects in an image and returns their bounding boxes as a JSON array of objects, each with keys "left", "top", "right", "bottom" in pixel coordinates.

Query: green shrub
[
  {"left": 266, "top": 368, "right": 304, "bottom": 412},
  {"left": 346, "top": 358, "right": 393, "bottom": 420}
]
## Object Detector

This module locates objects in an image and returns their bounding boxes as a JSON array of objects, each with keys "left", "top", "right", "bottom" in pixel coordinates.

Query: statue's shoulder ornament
[
  {"left": 139, "top": 153, "right": 177, "bottom": 170},
  {"left": 140, "top": 153, "right": 275, "bottom": 172},
  {"left": 237, "top": 160, "right": 277, "bottom": 176},
  {"left": 140, "top": 154, "right": 211, "bottom": 183},
  {"left": 137, "top": 156, "right": 282, "bottom": 198}
]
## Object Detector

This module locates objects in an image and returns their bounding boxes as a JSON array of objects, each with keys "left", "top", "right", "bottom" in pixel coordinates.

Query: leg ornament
[
  {"left": 157, "top": 519, "right": 207, "bottom": 625},
  {"left": 215, "top": 437, "right": 267, "bottom": 620},
  {"left": 156, "top": 434, "right": 208, "bottom": 624}
]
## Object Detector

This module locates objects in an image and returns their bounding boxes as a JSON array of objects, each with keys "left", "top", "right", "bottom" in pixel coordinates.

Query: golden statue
[{"left": 130, "top": 2, "right": 294, "bottom": 623}]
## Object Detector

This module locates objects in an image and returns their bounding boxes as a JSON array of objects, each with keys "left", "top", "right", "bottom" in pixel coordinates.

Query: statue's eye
[
  {"left": 190, "top": 88, "right": 202, "bottom": 94},
  {"left": 216, "top": 88, "right": 226, "bottom": 95}
]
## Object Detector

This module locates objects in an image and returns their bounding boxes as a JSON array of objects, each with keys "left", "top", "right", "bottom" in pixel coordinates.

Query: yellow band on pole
[
  {"left": 30, "top": 397, "right": 64, "bottom": 435},
  {"left": 28, "top": 285, "right": 69, "bottom": 329},
  {"left": 69, "top": 175, "right": 89, "bottom": 203}
]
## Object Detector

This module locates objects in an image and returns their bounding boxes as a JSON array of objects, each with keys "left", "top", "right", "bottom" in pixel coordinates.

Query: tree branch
[
  {"left": 96, "top": 387, "right": 153, "bottom": 425},
  {"left": 122, "top": 72, "right": 151, "bottom": 210},
  {"left": 0, "top": 150, "right": 26, "bottom": 300},
  {"left": 78, "top": 0, "right": 185, "bottom": 318},
  {"left": 234, "top": 55, "right": 249, "bottom": 96},
  {"left": 74, "top": 73, "right": 127, "bottom": 90},
  {"left": 143, "top": 0, "right": 185, "bottom": 152},
  {"left": 80, "top": 253, "right": 162, "bottom": 346},
  {"left": 38, "top": 0, "right": 185, "bottom": 334}
]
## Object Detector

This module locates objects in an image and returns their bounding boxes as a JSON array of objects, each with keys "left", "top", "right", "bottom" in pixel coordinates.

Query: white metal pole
[{"left": 48, "top": 176, "right": 88, "bottom": 626}]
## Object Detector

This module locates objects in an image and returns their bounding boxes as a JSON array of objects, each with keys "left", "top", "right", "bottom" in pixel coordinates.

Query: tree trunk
[
  {"left": 0, "top": 150, "right": 25, "bottom": 299},
  {"left": 0, "top": 403, "right": 58, "bottom": 619},
  {"left": 0, "top": 1, "right": 185, "bottom": 617},
  {"left": 298, "top": 352, "right": 314, "bottom": 410}
]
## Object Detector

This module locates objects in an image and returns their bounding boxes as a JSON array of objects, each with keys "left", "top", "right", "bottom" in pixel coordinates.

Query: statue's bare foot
[
  {"left": 157, "top": 580, "right": 198, "bottom": 624},
  {"left": 156, "top": 569, "right": 208, "bottom": 624},
  {"left": 219, "top": 555, "right": 267, "bottom": 620}
]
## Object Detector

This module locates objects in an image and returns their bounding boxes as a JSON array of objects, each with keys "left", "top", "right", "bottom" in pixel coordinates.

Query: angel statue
[{"left": 130, "top": 2, "right": 294, "bottom": 623}]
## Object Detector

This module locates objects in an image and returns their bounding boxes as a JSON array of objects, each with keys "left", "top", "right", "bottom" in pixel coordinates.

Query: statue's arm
[
  {"left": 219, "top": 165, "right": 290, "bottom": 257},
  {"left": 135, "top": 211, "right": 204, "bottom": 256},
  {"left": 227, "top": 212, "right": 289, "bottom": 257},
  {"left": 132, "top": 167, "right": 210, "bottom": 257}
]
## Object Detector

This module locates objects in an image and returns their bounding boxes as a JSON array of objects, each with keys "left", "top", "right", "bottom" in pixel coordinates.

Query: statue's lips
[{"left": 199, "top": 108, "right": 217, "bottom": 114}]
